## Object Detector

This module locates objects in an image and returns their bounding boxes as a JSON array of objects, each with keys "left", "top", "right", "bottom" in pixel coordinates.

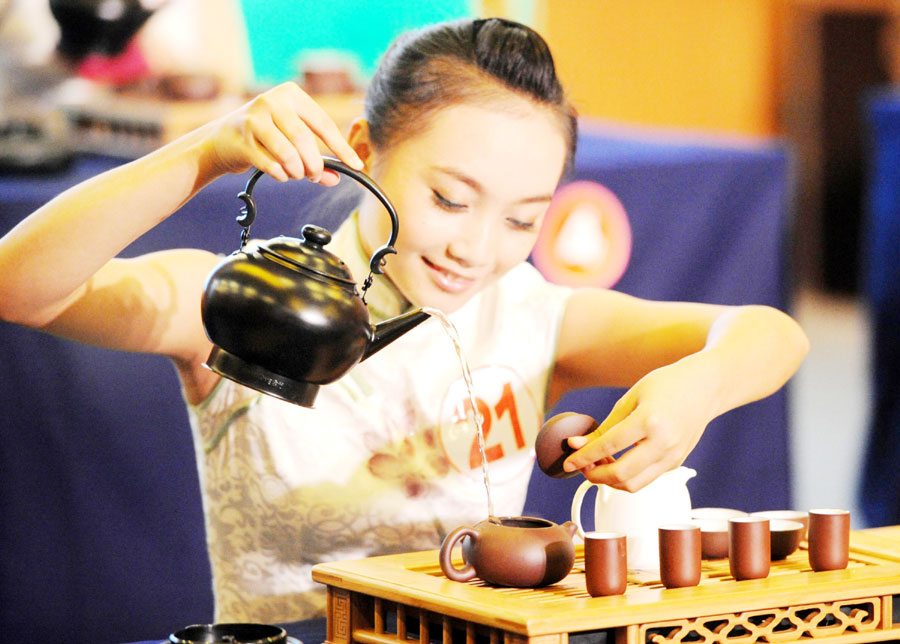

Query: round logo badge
[
  {"left": 531, "top": 180, "right": 632, "bottom": 288},
  {"left": 437, "top": 365, "right": 540, "bottom": 483}
]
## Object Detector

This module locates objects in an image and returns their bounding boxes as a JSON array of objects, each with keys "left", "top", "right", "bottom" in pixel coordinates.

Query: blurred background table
[{"left": 0, "top": 123, "right": 792, "bottom": 644}]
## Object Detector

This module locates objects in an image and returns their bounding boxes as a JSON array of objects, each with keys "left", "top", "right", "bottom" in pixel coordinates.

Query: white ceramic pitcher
[{"left": 570, "top": 466, "right": 697, "bottom": 571}]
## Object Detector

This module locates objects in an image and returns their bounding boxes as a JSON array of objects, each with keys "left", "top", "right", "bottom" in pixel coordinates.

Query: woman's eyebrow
[
  {"left": 433, "top": 166, "right": 484, "bottom": 193},
  {"left": 518, "top": 193, "right": 554, "bottom": 205},
  {"left": 433, "top": 166, "right": 554, "bottom": 204}
]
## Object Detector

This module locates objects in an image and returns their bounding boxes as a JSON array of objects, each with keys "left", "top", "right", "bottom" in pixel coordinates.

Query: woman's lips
[{"left": 422, "top": 257, "right": 477, "bottom": 293}]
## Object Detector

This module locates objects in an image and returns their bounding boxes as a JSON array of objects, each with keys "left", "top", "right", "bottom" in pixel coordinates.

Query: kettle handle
[{"left": 236, "top": 157, "right": 400, "bottom": 277}]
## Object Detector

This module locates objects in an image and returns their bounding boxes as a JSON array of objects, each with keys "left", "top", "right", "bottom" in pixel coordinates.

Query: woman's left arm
[{"left": 548, "top": 288, "right": 809, "bottom": 491}]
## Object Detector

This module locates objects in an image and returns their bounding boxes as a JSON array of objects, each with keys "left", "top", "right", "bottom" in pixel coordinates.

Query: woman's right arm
[{"left": 0, "top": 82, "right": 362, "bottom": 365}]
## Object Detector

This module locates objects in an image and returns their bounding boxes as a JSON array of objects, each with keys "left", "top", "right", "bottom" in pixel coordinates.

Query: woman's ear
[{"left": 348, "top": 118, "right": 375, "bottom": 169}]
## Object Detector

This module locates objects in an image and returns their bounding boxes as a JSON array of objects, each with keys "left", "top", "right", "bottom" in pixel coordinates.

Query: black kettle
[{"left": 201, "top": 158, "right": 430, "bottom": 407}]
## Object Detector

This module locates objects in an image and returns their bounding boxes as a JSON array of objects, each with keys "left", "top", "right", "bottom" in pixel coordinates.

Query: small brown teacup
[
  {"left": 769, "top": 519, "right": 804, "bottom": 560},
  {"left": 659, "top": 524, "right": 702, "bottom": 588},
  {"left": 751, "top": 510, "right": 809, "bottom": 541},
  {"left": 584, "top": 531, "right": 627, "bottom": 596},
  {"left": 729, "top": 516, "right": 770, "bottom": 580},
  {"left": 807, "top": 508, "right": 850, "bottom": 572},
  {"left": 692, "top": 518, "right": 730, "bottom": 559}
]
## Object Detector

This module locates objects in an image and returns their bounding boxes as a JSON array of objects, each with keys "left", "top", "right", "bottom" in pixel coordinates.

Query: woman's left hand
[
  {"left": 561, "top": 359, "right": 720, "bottom": 491},
  {"left": 553, "top": 296, "right": 808, "bottom": 492}
]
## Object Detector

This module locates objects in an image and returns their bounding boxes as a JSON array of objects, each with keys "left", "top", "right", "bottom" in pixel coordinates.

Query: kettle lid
[{"left": 256, "top": 224, "right": 356, "bottom": 287}]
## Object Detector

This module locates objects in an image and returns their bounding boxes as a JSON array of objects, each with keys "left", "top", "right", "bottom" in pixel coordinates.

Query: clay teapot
[
  {"left": 439, "top": 516, "right": 577, "bottom": 587},
  {"left": 201, "top": 157, "right": 430, "bottom": 407}
]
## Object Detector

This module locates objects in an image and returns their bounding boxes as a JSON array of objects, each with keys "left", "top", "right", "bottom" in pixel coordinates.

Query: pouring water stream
[{"left": 422, "top": 307, "right": 499, "bottom": 523}]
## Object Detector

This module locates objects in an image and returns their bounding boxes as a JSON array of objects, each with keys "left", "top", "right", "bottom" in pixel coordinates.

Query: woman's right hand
[
  {"left": 203, "top": 81, "right": 364, "bottom": 185},
  {"left": 0, "top": 81, "right": 365, "bottom": 378}
]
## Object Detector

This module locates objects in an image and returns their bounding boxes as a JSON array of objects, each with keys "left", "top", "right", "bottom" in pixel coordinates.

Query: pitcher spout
[{"left": 363, "top": 308, "right": 431, "bottom": 361}]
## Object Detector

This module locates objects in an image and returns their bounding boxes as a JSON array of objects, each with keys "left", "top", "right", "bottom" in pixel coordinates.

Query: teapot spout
[{"left": 363, "top": 308, "right": 431, "bottom": 361}]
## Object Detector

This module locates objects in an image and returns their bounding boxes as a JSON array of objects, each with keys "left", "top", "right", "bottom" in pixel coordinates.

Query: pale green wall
[{"left": 238, "top": 1, "right": 474, "bottom": 85}]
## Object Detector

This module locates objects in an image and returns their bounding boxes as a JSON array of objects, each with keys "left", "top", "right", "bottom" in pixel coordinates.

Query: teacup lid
[{"left": 535, "top": 412, "right": 597, "bottom": 478}]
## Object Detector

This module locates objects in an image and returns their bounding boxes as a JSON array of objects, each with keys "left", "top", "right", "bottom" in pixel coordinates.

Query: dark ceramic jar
[
  {"left": 202, "top": 227, "right": 372, "bottom": 386},
  {"left": 199, "top": 158, "right": 429, "bottom": 407}
]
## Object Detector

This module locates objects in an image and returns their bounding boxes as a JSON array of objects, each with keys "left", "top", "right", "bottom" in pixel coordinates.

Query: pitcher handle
[
  {"left": 439, "top": 527, "right": 479, "bottom": 582},
  {"left": 571, "top": 479, "right": 599, "bottom": 540}
]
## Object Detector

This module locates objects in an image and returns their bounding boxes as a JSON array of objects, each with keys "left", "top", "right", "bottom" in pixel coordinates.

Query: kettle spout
[{"left": 363, "top": 308, "right": 431, "bottom": 361}]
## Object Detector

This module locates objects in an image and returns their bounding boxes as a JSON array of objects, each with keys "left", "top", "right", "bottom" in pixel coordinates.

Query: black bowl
[{"left": 169, "top": 623, "right": 287, "bottom": 644}]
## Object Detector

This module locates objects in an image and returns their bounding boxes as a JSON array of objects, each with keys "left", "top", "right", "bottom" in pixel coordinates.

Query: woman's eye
[
  {"left": 506, "top": 218, "right": 536, "bottom": 231},
  {"left": 431, "top": 190, "right": 467, "bottom": 212}
]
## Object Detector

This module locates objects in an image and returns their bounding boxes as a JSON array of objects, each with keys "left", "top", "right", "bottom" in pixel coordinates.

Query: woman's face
[{"left": 356, "top": 96, "right": 568, "bottom": 313}]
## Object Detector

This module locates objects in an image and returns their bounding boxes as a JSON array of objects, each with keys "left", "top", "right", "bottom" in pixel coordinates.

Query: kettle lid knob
[{"left": 302, "top": 224, "right": 332, "bottom": 248}]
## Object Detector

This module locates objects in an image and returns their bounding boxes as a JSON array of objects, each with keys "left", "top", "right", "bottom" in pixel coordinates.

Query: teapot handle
[
  {"left": 235, "top": 157, "right": 400, "bottom": 276},
  {"left": 439, "top": 526, "right": 479, "bottom": 582}
]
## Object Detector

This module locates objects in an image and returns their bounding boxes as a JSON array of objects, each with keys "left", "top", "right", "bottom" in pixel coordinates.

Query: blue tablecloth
[
  {"left": 0, "top": 122, "right": 792, "bottom": 644},
  {"left": 859, "top": 89, "right": 900, "bottom": 527}
]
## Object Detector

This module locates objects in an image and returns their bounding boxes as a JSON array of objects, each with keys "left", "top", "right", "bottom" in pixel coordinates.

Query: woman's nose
[{"left": 446, "top": 218, "right": 496, "bottom": 268}]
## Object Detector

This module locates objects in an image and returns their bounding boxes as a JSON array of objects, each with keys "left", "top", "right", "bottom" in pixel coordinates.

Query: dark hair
[{"left": 365, "top": 18, "right": 577, "bottom": 172}]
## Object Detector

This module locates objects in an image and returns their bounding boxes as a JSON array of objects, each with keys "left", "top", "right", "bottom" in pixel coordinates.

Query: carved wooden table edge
[{"left": 311, "top": 527, "right": 900, "bottom": 644}]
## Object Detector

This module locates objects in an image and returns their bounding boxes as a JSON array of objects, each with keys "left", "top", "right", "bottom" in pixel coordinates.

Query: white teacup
[{"left": 571, "top": 466, "right": 696, "bottom": 571}]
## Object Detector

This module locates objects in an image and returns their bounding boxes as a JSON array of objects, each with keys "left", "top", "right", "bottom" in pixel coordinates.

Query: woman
[{"left": 0, "top": 18, "right": 808, "bottom": 624}]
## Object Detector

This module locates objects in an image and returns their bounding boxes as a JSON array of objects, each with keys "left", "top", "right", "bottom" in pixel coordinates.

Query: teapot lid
[{"left": 254, "top": 224, "right": 356, "bottom": 287}]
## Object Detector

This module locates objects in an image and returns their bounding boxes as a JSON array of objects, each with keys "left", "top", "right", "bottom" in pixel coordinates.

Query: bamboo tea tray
[{"left": 311, "top": 527, "right": 900, "bottom": 644}]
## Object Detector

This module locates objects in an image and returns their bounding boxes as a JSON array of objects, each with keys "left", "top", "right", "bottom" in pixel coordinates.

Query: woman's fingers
[
  {"left": 286, "top": 85, "right": 364, "bottom": 170},
  {"left": 316, "top": 169, "right": 342, "bottom": 187},
  {"left": 582, "top": 450, "right": 673, "bottom": 491},
  {"left": 224, "top": 82, "right": 364, "bottom": 183},
  {"left": 559, "top": 364, "right": 714, "bottom": 491},
  {"left": 564, "top": 414, "right": 645, "bottom": 473},
  {"left": 265, "top": 106, "right": 323, "bottom": 181},
  {"left": 563, "top": 395, "right": 638, "bottom": 472},
  {"left": 243, "top": 137, "right": 291, "bottom": 183},
  {"left": 250, "top": 126, "right": 304, "bottom": 181},
  {"left": 567, "top": 404, "right": 692, "bottom": 490}
]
